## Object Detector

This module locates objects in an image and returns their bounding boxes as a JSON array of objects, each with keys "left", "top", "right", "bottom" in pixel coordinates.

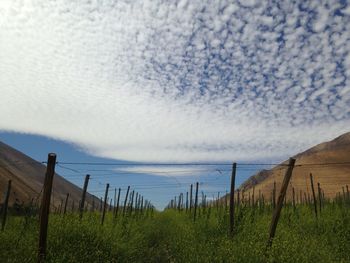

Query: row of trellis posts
[
  {"left": 1, "top": 154, "right": 350, "bottom": 262},
  {"left": 0, "top": 153, "right": 155, "bottom": 263},
  {"left": 165, "top": 159, "right": 295, "bottom": 244},
  {"left": 165, "top": 158, "right": 350, "bottom": 246}
]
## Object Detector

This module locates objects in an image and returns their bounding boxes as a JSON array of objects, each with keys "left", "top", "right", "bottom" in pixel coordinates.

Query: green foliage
[{"left": 0, "top": 204, "right": 349, "bottom": 262}]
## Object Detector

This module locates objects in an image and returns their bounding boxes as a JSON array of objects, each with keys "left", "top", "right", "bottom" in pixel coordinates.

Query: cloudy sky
[
  {"left": 1, "top": 0, "right": 350, "bottom": 207},
  {"left": 1, "top": 0, "right": 350, "bottom": 163}
]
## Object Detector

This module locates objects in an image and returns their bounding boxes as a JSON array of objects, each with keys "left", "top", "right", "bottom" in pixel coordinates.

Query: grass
[{"left": 0, "top": 203, "right": 349, "bottom": 262}]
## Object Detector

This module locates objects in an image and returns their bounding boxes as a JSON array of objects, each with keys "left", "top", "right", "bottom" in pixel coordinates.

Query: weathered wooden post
[
  {"left": 272, "top": 181, "right": 276, "bottom": 209},
  {"left": 101, "top": 183, "right": 109, "bottom": 225},
  {"left": 216, "top": 192, "right": 220, "bottom": 212},
  {"left": 193, "top": 182, "right": 199, "bottom": 222},
  {"left": 292, "top": 187, "right": 296, "bottom": 211},
  {"left": 229, "top": 163, "right": 236, "bottom": 235},
  {"left": 129, "top": 190, "right": 135, "bottom": 215},
  {"left": 79, "top": 174, "right": 90, "bottom": 220},
  {"left": 190, "top": 184, "right": 193, "bottom": 212},
  {"left": 140, "top": 196, "right": 144, "bottom": 214},
  {"left": 181, "top": 193, "right": 184, "bottom": 211},
  {"left": 135, "top": 192, "right": 139, "bottom": 212},
  {"left": 122, "top": 186, "right": 130, "bottom": 216},
  {"left": 114, "top": 188, "right": 121, "bottom": 220},
  {"left": 113, "top": 188, "right": 117, "bottom": 214},
  {"left": 1, "top": 180, "right": 12, "bottom": 231},
  {"left": 267, "top": 158, "right": 295, "bottom": 247},
  {"left": 309, "top": 173, "right": 318, "bottom": 218},
  {"left": 38, "top": 153, "right": 56, "bottom": 262},
  {"left": 186, "top": 192, "right": 189, "bottom": 212},
  {"left": 252, "top": 186, "right": 255, "bottom": 208},
  {"left": 317, "top": 182, "right": 322, "bottom": 214},
  {"left": 63, "top": 193, "right": 69, "bottom": 215}
]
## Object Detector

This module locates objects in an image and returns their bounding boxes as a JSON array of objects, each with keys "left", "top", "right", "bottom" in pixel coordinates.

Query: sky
[{"left": 0, "top": 0, "right": 350, "bottom": 208}]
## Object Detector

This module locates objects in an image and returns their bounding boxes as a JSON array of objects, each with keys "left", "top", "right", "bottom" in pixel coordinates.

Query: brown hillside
[
  {"left": 239, "top": 132, "right": 350, "bottom": 202},
  {"left": 0, "top": 141, "right": 98, "bottom": 209}
]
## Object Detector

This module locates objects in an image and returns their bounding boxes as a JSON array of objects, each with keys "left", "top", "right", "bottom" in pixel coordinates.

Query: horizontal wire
[{"left": 1, "top": 160, "right": 350, "bottom": 168}]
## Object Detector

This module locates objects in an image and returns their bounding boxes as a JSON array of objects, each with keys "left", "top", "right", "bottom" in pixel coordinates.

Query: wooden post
[
  {"left": 38, "top": 153, "right": 56, "bottom": 262},
  {"left": 101, "top": 183, "right": 109, "bottom": 225},
  {"left": 317, "top": 182, "right": 322, "bottom": 214},
  {"left": 181, "top": 193, "right": 184, "bottom": 211},
  {"left": 267, "top": 158, "right": 295, "bottom": 247},
  {"left": 113, "top": 188, "right": 117, "bottom": 215},
  {"left": 79, "top": 174, "right": 90, "bottom": 220},
  {"left": 63, "top": 193, "right": 69, "bottom": 215},
  {"left": 129, "top": 190, "right": 134, "bottom": 215},
  {"left": 114, "top": 188, "right": 121, "bottom": 219},
  {"left": 229, "top": 163, "right": 236, "bottom": 235},
  {"left": 185, "top": 192, "right": 188, "bottom": 212},
  {"left": 1, "top": 180, "right": 12, "bottom": 231},
  {"left": 140, "top": 197, "right": 144, "bottom": 214},
  {"left": 252, "top": 186, "right": 255, "bottom": 207},
  {"left": 309, "top": 173, "right": 318, "bottom": 218},
  {"left": 190, "top": 184, "right": 193, "bottom": 212},
  {"left": 216, "top": 192, "right": 220, "bottom": 212},
  {"left": 122, "top": 186, "right": 130, "bottom": 216},
  {"left": 273, "top": 181, "right": 276, "bottom": 209},
  {"left": 292, "top": 187, "right": 296, "bottom": 211},
  {"left": 135, "top": 192, "right": 139, "bottom": 212},
  {"left": 193, "top": 182, "right": 199, "bottom": 222}
]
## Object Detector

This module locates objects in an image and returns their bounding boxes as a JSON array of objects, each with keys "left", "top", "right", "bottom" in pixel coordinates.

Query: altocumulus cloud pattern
[{"left": 0, "top": 0, "right": 349, "bottom": 162}]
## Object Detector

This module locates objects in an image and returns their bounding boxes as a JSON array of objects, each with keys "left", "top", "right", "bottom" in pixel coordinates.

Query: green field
[{"left": 0, "top": 203, "right": 349, "bottom": 262}]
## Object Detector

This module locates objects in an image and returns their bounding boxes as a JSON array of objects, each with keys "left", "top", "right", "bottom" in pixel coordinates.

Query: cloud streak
[{"left": 0, "top": 0, "right": 349, "bottom": 162}]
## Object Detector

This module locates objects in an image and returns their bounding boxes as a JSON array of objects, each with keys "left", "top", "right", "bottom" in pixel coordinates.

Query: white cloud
[
  {"left": 113, "top": 166, "right": 210, "bottom": 177},
  {"left": 0, "top": 0, "right": 349, "bottom": 163}
]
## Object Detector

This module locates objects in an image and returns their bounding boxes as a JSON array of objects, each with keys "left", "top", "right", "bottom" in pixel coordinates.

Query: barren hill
[
  {"left": 0, "top": 141, "right": 98, "bottom": 209},
  {"left": 239, "top": 132, "right": 350, "bottom": 202}
]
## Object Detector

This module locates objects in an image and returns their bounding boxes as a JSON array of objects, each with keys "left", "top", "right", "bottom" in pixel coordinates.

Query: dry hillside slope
[
  {"left": 239, "top": 132, "right": 350, "bottom": 202},
  {"left": 0, "top": 141, "right": 98, "bottom": 209}
]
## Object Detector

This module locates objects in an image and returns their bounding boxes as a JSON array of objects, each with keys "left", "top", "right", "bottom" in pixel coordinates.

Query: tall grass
[{"left": 0, "top": 203, "right": 349, "bottom": 262}]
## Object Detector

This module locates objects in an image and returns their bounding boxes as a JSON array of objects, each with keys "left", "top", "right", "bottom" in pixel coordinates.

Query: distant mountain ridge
[
  {"left": 239, "top": 132, "right": 350, "bottom": 201},
  {"left": 0, "top": 141, "right": 98, "bottom": 209}
]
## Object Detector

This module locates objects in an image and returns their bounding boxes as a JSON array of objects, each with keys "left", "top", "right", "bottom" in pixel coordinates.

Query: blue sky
[
  {"left": 0, "top": 131, "right": 263, "bottom": 208},
  {"left": 0, "top": 0, "right": 350, "bottom": 208}
]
